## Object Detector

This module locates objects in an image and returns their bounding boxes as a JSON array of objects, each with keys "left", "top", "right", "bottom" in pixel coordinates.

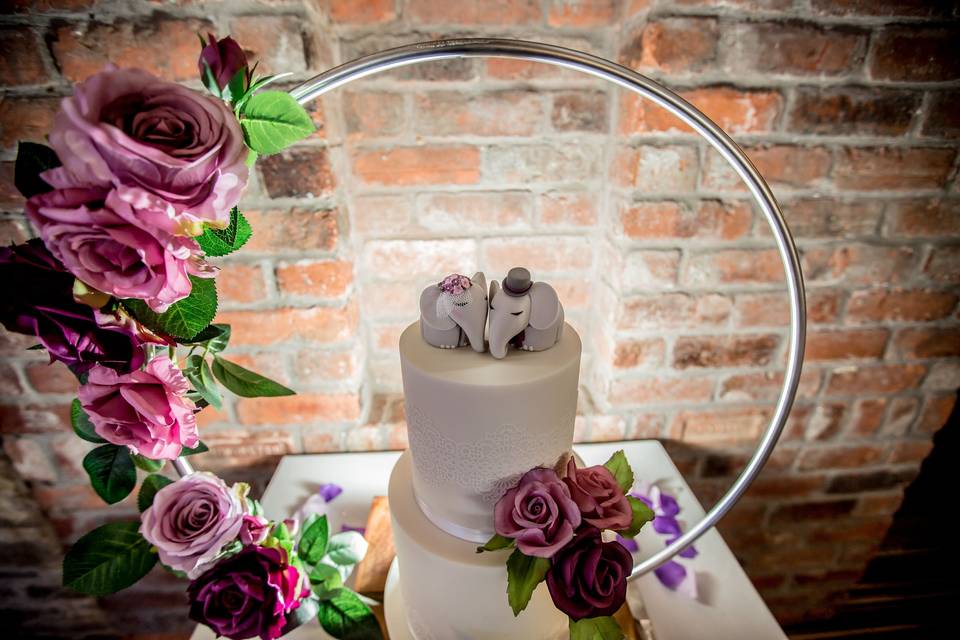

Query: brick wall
[{"left": 1, "top": 0, "right": 958, "bottom": 635}]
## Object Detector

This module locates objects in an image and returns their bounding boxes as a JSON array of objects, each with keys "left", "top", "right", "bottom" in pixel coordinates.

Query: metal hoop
[{"left": 282, "top": 38, "right": 807, "bottom": 579}]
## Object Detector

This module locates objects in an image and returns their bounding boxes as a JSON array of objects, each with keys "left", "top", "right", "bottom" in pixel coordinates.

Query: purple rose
[
  {"left": 439, "top": 273, "right": 471, "bottom": 296},
  {"left": 564, "top": 458, "right": 632, "bottom": 531},
  {"left": 199, "top": 34, "right": 249, "bottom": 93},
  {"left": 140, "top": 472, "right": 245, "bottom": 578},
  {"left": 79, "top": 356, "right": 199, "bottom": 460},
  {"left": 44, "top": 66, "right": 248, "bottom": 235},
  {"left": 188, "top": 546, "right": 309, "bottom": 640},
  {"left": 494, "top": 467, "right": 581, "bottom": 558},
  {"left": 546, "top": 527, "right": 633, "bottom": 621},
  {"left": 27, "top": 187, "right": 214, "bottom": 312},
  {"left": 239, "top": 515, "right": 270, "bottom": 546},
  {"left": 0, "top": 240, "right": 143, "bottom": 374}
]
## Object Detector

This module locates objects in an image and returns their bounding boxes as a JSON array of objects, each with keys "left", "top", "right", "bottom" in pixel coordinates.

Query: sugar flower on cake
[
  {"left": 438, "top": 273, "right": 472, "bottom": 296},
  {"left": 43, "top": 65, "right": 248, "bottom": 235},
  {"left": 493, "top": 467, "right": 581, "bottom": 558},
  {"left": 140, "top": 472, "right": 247, "bottom": 578},
  {"left": 546, "top": 527, "right": 633, "bottom": 621},
  {"left": 563, "top": 458, "right": 632, "bottom": 530},
  {"left": 78, "top": 355, "right": 199, "bottom": 460}
]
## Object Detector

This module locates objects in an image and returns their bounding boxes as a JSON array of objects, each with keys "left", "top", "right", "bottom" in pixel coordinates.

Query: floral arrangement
[
  {"left": 478, "top": 450, "right": 655, "bottom": 640},
  {"left": 1, "top": 34, "right": 382, "bottom": 640}
]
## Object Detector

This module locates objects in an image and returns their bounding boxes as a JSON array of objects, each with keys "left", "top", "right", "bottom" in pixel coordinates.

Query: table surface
[{"left": 192, "top": 440, "right": 786, "bottom": 640}]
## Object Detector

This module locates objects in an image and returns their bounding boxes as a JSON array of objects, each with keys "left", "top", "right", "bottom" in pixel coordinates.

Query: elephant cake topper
[{"left": 418, "top": 267, "right": 564, "bottom": 358}]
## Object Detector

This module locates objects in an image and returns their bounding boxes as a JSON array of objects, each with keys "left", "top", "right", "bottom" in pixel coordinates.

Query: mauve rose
[
  {"left": 199, "top": 34, "right": 249, "bottom": 93},
  {"left": 44, "top": 66, "right": 248, "bottom": 235},
  {"left": 239, "top": 515, "right": 270, "bottom": 546},
  {"left": 0, "top": 239, "right": 143, "bottom": 374},
  {"left": 546, "top": 527, "right": 633, "bottom": 621},
  {"left": 27, "top": 187, "right": 214, "bottom": 312},
  {"left": 79, "top": 356, "right": 199, "bottom": 460},
  {"left": 564, "top": 458, "right": 632, "bottom": 531},
  {"left": 494, "top": 467, "right": 581, "bottom": 558},
  {"left": 140, "top": 472, "right": 245, "bottom": 578},
  {"left": 188, "top": 546, "right": 309, "bottom": 640}
]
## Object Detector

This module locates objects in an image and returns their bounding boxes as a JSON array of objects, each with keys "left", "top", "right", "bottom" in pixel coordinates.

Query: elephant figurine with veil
[
  {"left": 487, "top": 267, "right": 564, "bottom": 359},
  {"left": 419, "top": 272, "right": 489, "bottom": 351}
]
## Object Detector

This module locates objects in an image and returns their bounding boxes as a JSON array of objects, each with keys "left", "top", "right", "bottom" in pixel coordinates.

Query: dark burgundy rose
[
  {"left": 199, "top": 34, "right": 249, "bottom": 93},
  {"left": 0, "top": 239, "right": 143, "bottom": 374},
  {"left": 546, "top": 527, "right": 633, "bottom": 621},
  {"left": 188, "top": 546, "right": 309, "bottom": 640}
]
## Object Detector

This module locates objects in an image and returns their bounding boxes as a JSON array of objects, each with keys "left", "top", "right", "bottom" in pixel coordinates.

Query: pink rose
[
  {"left": 45, "top": 66, "right": 248, "bottom": 235},
  {"left": 140, "top": 472, "right": 246, "bottom": 578},
  {"left": 239, "top": 514, "right": 270, "bottom": 546},
  {"left": 494, "top": 467, "right": 581, "bottom": 558},
  {"left": 78, "top": 356, "right": 199, "bottom": 460},
  {"left": 563, "top": 458, "right": 632, "bottom": 530},
  {"left": 26, "top": 187, "right": 213, "bottom": 312}
]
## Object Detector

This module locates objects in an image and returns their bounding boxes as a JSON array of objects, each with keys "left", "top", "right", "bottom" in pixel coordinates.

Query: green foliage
[
  {"left": 298, "top": 515, "right": 330, "bottom": 565},
  {"left": 137, "top": 474, "right": 174, "bottom": 512},
  {"left": 71, "top": 399, "right": 105, "bottom": 443},
  {"left": 196, "top": 208, "right": 252, "bottom": 257},
  {"left": 131, "top": 454, "right": 164, "bottom": 473},
  {"left": 180, "top": 441, "right": 209, "bottom": 456},
  {"left": 316, "top": 589, "right": 383, "bottom": 640},
  {"left": 240, "top": 91, "right": 315, "bottom": 155},
  {"left": 184, "top": 354, "right": 222, "bottom": 410},
  {"left": 620, "top": 496, "right": 655, "bottom": 539},
  {"left": 63, "top": 521, "right": 157, "bottom": 595},
  {"left": 476, "top": 533, "right": 515, "bottom": 553},
  {"left": 212, "top": 356, "right": 295, "bottom": 398},
  {"left": 14, "top": 141, "right": 59, "bottom": 198},
  {"left": 569, "top": 616, "right": 625, "bottom": 640},
  {"left": 325, "top": 532, "right": 365, "bottom": 567},
  {"left": 183, "top": 323, "right": 230, "bottom": 352},
  {"left": 308, "top": 563, "right": 342, "bottom": 597},
  {"left": 122, "top": 276, "right": 218, "bottom": 341},
  {"left": 83, "top": 444, "right": 136, "bottom": 505},
  {"left": 506, "top": 549, "right": 551, "bottom": 616},
  {"left": 603, "top": 450, "right": 634, "bottom": 493}
]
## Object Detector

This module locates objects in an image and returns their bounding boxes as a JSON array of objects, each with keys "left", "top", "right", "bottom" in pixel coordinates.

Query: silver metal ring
[{"left": 282, "top": 38, "right": 807, "bottom": 579}]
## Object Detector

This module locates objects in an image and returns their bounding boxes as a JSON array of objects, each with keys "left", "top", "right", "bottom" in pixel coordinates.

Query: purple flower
[
  {"left": 317, "top": 483, "right": 342, "bottom": 503},
  {"left": 239, "top": 515, "right": 270, "bottom": 546},
  {"left": 44, "top": 66, "right": 248, "bottom": 235},
  {"left": 563, "top": 458, "right": 632, "bottom": 531},
  {"left": 0, "top": 240, "right": 143, "bottom": 374},
  {"left": 494, "top": 467, "right": 581, "bottom": 558},
  {"left": 140, "top": 472, "right": 246, "bottom": 578},
  {"left": 546, "top": 527, "right": 633, "bottom": 621},
  {"left": 79, "top": 356, "right": 199, "bottom": 460},
  {"left": 655, "top": 560, "right": 698, "bottom": 599},
  {"left": 199, "top": 34, "right": 249, "bottom": 93},
  {"left": 188, "top": 545, "right": 309, "bottom": 640},
  {"left": 438, "top": 273, "right": 472, "bottom": 296}
]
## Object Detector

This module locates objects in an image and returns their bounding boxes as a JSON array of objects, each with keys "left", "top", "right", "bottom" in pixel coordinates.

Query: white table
[{"left": 192, "top": 441, "right": 785, "bottom": 640}]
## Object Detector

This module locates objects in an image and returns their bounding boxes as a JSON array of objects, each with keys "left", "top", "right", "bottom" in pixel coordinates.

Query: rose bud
[{"left": 199, "top": 33, "right": 249, "bottom": 95}]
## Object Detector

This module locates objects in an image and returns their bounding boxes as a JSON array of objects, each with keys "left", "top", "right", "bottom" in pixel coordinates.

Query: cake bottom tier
[{"left": 388, "top": 450, "right": 568, "bottom": 640}]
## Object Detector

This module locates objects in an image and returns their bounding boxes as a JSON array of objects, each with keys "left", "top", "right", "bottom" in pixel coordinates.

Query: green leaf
[
  {"left": 212, "top": 356, "right": 295, "bottom": 398},
  {"left": 234, "top": 72, "right": 286, "bottom": 114},
  {"left": 221, "top": 67, "right": 249, "bottom": 104},
  {"left": 131, "top": 454, "right": 164, "bottom": 473},
  {"left": 200, "top": 60, "right": 222, "bottom": 98},
  {"left": 308, "top": 563, "right": 342, "bottom": 596},
  {"left": 184, "top": 354, "right": 222, "bottom": 410},
  {"left": 15, "top": 141, "right": 60, "bottom": 198},
  {"left": 63, "top": 521, "right": 157, "bottom": 596},
  {"left": 71, "top": 399, "right": 105, "bottom": 443},
  {"left": 122, "top": 276, "right": 218, "bottom": 341},
  {"left": 603, "top": 450, "right": 634, "bottom": 494},
  {"left": 298, "top": 515, "right": 330, "bottom": 565},
  {"left": 506, "top": 549, "right": 551, "bottom": 616},
  {"left": 316, "top": 589, "right": 384, "bottom": 640},
  {"left": 183, "top": 323, "right": 231, "bottom": 353},
  {"left": 569, "top": 615, "right": 625, "bottom": 640},
  {"left": 245, "top": 148, "right": 258, "bottom": 167},
  {"left": 476, "top": 533, "right": 515, "bottom": 554},
  {"left": 196, "top": 208, "right": 253, "bottom": 257},
  {"left": 240, "top": 91, "right": 314, "bottom": 155},
  {"left": 138, "top": 474, "right": 174, "bottom": 512},
  {"left": 180, "top": 441, "right": 209, "bottom": 456},
  {"left": 83, "top": 444, "right": 136, "bottom": 505},
  {"left": 325, "top": 531, "right": 366, "bottom": 567},
  {"left": 620, "top": 496, "right": 655, "bottom": 539}
]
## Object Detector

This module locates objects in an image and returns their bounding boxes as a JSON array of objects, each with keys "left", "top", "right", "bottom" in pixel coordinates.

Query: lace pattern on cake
[{"left": 406, "top": 405, "right": 574, "bottom": 505}]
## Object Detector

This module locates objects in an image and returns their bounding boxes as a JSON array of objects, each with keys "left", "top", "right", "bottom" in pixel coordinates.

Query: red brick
[
  {"left": 773, "top": 198, "right": 883, "bottom": 239},
  {"left": 418, "top": 191, "right": 531, "bottom": 232},
  {"left": 0, "top": 96, "right": 59, "bottom": 151},
  {"left": 0, "top": 217, "right": 30, "bottom": 245},
  {"left": 812, "top": 0, "right": 954, "bottom": 17},
  {"left": 237, "top": 393, "right": 360, "bottom": 425},
  {"left": 353, "top": 146, "right": 480, "bottom": 186},
  {"left": 293, "top": 350, "right": 358, "bottom": 385},
  {"left": 608, "top": 376, "right": 715, "bottom": 406},
  {"left": 788, "top": 87, "right": 919, "bottom": 136},
  {"left": 343, "top": 91, "right": 405, "bottom": 138},
  {"left": 720, "top": 368, "right": 822, "bottom": 402},
  {"left": 889, "top": 440, "right": 934, "bottom": 464},
  {"left": 539, "top": 192, "right": 597, "bottom": 227},
  {"left": 894, "top": 327, "right": 960, "bottom": 359},
  {"left": 797, "top": 445, "right": 886, "bottom": 471},
  {"left": 259, "top": 148, "right": 335, "bottom": 199},
  {"left": 244, "top": 208, "right": 339, "bottom": 253},
  {"left": 3, "top": 436, "right": 57, "bottom": 483},
  {"left": 788, "top": 403, "right": 847, "bottom": 442},
  {"left": 196, "top": 404, "right": 231, "bottom": 429},
  {"left": 613, "top": 338, "right": 665, "bottom": 369},
  {"left": 673, "top": 334, "right": 780, "bottom": 369},
  {"left": 685, "top": 249, "right": 783, "bottom": 287},
  {"left": 915, "top": 394, "right": 956, "bottom": 434},
  {"left": 621, "top": 18, "right": 719, "bottom": 73},
  {"left": 886, "top": 199, "right": 960, "bottom": 238},
  {"left": 25, "top": 361, "right": 78, "bottom": 394},
  {"left": 3, "top": 0, "right": 95, "bottom": 11},
  {"left": 833, "top": 147, "right": 955, "bottom": 190},
  {"left": 229, "top": 16, "right": 307, "bottom": 76},
  {"left": 735, "top": 290, "right": 840, "bottom": 327},
  {"left": 870, "top": 26, "right": 960, "bottom": 82},
  {"left": 363, "top": 239, "right": 476, "bottom": 280},
  {"left": 482, "top": 236, "right": 593, "bottom": 274},
  {"left": 622, "top": 250, "right": 680, "bottom": 290},
  {"left": 826, "top": 364, "right": 926, "bottom": 396},
  {"left": 924, "top": 246, "right": 960, "bottom": 285},
  {"left": 51, "top": 18, "right": 213, "bottom": 83},
  {"left": 486, "top": 59, "right": 566, "bottom": 81},
  {"left": 770, "top": 499, "right": 858, "bottom": 524},
  {"left": 884, "top": 397, "right": 920, "bottom": 437},
  {"left": 854, "top": 491, "right": 904, "bottom": 517},
  {"left": 486, "top": 144, "right": 602, "bottom": 184},
  {"left": 0, "top": 27, "right": 49, "bottom": 86},
  {"left": 0, "top": 362, "right": 22, "bottom": 395},
  {"left": 0, "top": 326, "right": 39, "bottom": 356},
  {"left": 406, "top": 0, "right": 542, "bottom": 24},
  {"left": 670, "top": 407, "right": 772, "bottom": 444},
  {"left": 674, "top": 0, "right": 791, "bottom": 8},
  {"left": 217, "top": 263, "right": 266, "bottom": 304},
  {"left": 551, "top": 91, "right": 607, "bottom": 133},
  {"left": 351, "top": 194, "right": 415, "bottom": 238},
  {"left": 276, "top": 260, "right": 353, "bottom": 298},
  {"left": 621, "top": 87, "right": 783, "bottom": 136},
  {"left": 547, "top": 0, "right": 617, "bottom": 26},
  {"left": 614, "top": 145, "right": 698, "bottom": 192},
  {"left": 620, "top": 200, "right": 751, "bottom": 240},
  {"left": 705, "top": 145, "right": 832, "bottom": 192},
  {"left": 416, "top": 91, "right": 543, "bottom": 137},
  {"left": 619, "top": 293, "right": 732, "bottom": 330},
  {"left": 730, "top": 22, "right": 867, "bottom": 76},
  {"left": 922, "top": 90, "right": 960, "bottom": 139},
  {"left": 805, "top": 329, "right": 889, "bottom": 362},
  {"left": 329, "top": 0, "right": 396, "bottom": 23},
  {"left": 216, "top": 304, "right": 358, "bottom": 346},
  {"left": 802, "top": 245, "right": 918, "bottom": 287},
  {"left": 227, "top": 352, "right": 289, "bottom": 386},
  {"left": 194, "top": 428, "right": 297, "bottom": 468},
  {"left": 746, "top": 474, "right": 827, "bottom": 499},
  {"left": 846, "top": 289, "right": 957, "bottom": 323}
]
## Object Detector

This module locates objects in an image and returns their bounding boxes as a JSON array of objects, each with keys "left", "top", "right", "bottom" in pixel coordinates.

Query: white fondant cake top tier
[{"left": 399, "top": 321, "right": 581, "bottom": 542}]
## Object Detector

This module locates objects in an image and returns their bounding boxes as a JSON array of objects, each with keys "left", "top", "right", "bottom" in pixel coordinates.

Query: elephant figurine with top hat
[
  {"left": 419, "top": 272, "right": 488, "bottom": 351},
  {"left": 487, "top": 267, "right": 564, "bottom": 359}
]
